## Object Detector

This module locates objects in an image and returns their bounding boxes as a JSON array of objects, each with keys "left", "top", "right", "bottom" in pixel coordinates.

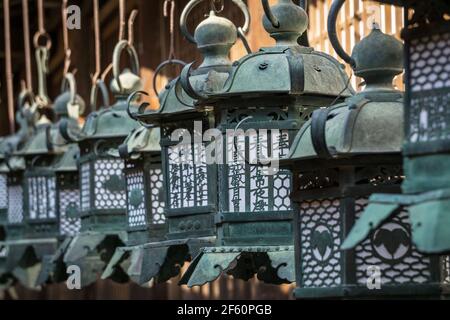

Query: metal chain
[
  {"left": 163, "top": 0, "right": 176, "bottom": 60},
  {"left": 3, "top": 0, "right": 15, "bottom": 133},
  {"left": 22, "top": 0, "right": 33, "bottom": 92}
]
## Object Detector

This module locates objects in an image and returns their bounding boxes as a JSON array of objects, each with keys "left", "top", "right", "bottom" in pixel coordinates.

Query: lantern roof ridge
[
  {"left": 284, "top": 91, "right": 404, "bottom": 162},
  {"left": 194, "top": 43, "right": 354, "bottom": 101},
  {"left": 80, "top": 98, "right": 140, "bottom": 140},
  {"left": 52, "top": 143, "right": 79, "bottom": 172},
  {"left": 114, "top": 126, "right": 161, "bottom": 160}
]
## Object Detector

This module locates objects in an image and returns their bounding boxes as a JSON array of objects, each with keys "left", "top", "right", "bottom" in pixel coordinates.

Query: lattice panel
[
  {"left": 443, "top": 256, "right": 450, "bottom": 285},
  {"left": 227, "top": 130, "right": 291, "bottom": 213},
  {"left": 149, "top": 168, "right": 165, "bottom": 225},
  {"left": 410, "top": 33, "right": 450, "bottom": 92},
  {"left": 93, "top": 159, "right": 126, "bottom": 210},
  {"left": 300, "top": 199, "right": 342, "bottom": 288},
  {"left": 167, "top": 142, "right": 209, "bottom": 210},
  {"left": 27, "top": 176, "right": 56, "bottom": 220},
  {"left": 355, "top": 198, "right": 432, "bottom": 285},
  {"left": 80, "top": 163, "right": 91, "bottom": 211},
  {"left": 408, "top": 32, "right": 450, "bottom": 143},
  {"left": 0, "top": 244, "right": 7, "bottom": 258},
  {"left": 0, "top": 174, "right": 7, "bottom": 209},
  {"left": 126, "top": 171, "right": 146, "bottom": 228},
  {"left": 8, "top": 185, "right": 23, "bottom": 224},
  {"left": 59, "top": 189, "right": 81, "bottom": 236}
]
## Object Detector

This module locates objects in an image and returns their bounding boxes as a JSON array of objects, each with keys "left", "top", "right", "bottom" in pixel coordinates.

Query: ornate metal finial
[
  {"left": 328, "top": 0, "right": 403, "bottom": 90},
  {"left": 262, "top": 0, "right": 308, "bottom": 47},
  {"left": 351, "top": 27, "right": 404, "bottom": 89},
  {"left": 180, "top": 0, "right": 250, "bottom": 69}
]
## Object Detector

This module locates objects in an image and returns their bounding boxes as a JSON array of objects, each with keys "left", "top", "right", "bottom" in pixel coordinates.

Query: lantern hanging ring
[
  {"left": 112, "top": 40, "right": 140, "bottom": 93},
  {"left": 180, "top": 0, "right": 250, "bottom": 45},
  {"left": 328, "top": 0, "right": 356, "bottom": 68},
  {"left": 90, "top": 79, "right": 110, "bottom": 111},
  {"left": 126, "top": 91, "right": 155, "bottom": 129},
  {"left": 153, "top": 59, "right": 187, "bottom": 97},
  {"left": 261, "top": 0, "right": 280, "bottom": 28}
]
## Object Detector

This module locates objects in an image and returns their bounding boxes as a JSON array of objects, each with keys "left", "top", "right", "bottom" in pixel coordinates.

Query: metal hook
[
  {"left": 328, "top": 0, "right": 356, "bottom": 68},
  {"left": 126, "top": 90, "right": 154, "bottom": 129},
  {"left": 112, "top": 40, "right": 140, "bottom": 93},
  {"left": 152, "top": 59, "right": 187, "bottom": 97},
  {"left": 262, "top": 0, "right": 280, "bottom": 28}
]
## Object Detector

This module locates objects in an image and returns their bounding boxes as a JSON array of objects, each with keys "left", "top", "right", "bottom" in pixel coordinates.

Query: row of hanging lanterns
[{"left": 0, "top": 0, "right": 449, "bottom": 299}]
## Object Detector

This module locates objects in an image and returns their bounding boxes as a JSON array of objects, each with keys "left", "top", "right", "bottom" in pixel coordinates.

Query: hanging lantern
[
  {"left": 0, "top": 91, "right": 35, "bottom": 289},
  {"left": 120, "top": 0, "right": 252, "bottom": 284},
  {"left": 341, "top": 1, "right": 450, "bottom": 256},
  {"left": 101, "top": 125, "right": 165, "bottom": 285},
  {"left": 3, "top": 74, "right": 84, "bottom": 290},
  {"left": 179, "top": 0, "right": 353, "bottom": 287},
  {"left": 34, "top": 74, "right": 85, "bottom": 286},
  {"left": 61, "top": 40, "right": 142, "bottom": 287},
  {"left": 281, "top": 0, "right": 449, "bottom": 299}
]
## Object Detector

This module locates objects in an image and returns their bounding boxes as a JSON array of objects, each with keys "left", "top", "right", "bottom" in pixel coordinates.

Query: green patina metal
[
  {"left": 3, "top": 73, "right": 86, "bottom": 290},
  {"left": 120, "top": 0, "right": 255, "bottom": 285},
  {"left": 345, "top": 0, "right": 450, "bottom": 256},
  {"left": 101, "top": 126, "right": 169, "bottom": 286},
  {"left": 59, "top": 40, "right": 142, "bottom": 287},
  {"left": 0, "top": 91, "right": 36, "bottom": 290},
  {"left": 281, "top": 0, "right": 449, "bottom": 299},
  {"left": 179, "top": 0, "right": 353, "bottom": 288}
]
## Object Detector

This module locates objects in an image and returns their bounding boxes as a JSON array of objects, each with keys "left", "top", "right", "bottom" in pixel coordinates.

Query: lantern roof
[
  {"left": 53, "top": 91, "right": 86, "bottom": 118},
  {"left": 114, "top": 126, "right": 161, "bottom": 159},
  {"left": 52, "top": 143, "right": 79, "bottom": 172},
  {"left": 81, "top": 100, "right": 140, "bottom": 140},
  {"left": 185, "top": 0, "right": 353, "bottom": 103},
  {"left": 284, "top": 28, "right": 404, "bottom": 163}
]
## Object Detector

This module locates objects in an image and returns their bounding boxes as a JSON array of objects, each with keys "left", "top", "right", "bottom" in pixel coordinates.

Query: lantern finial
[
  {"left": 351, "top": 27, "right": 404, "bottom": 88},
  {"left": 194, "top": 10, "right": 237, "bottom": 68},
  {"left": 262, "top": 0, "right": 308, "bottom": 47}
]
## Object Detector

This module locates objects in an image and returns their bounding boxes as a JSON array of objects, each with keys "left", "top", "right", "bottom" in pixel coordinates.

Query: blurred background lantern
[
  {"left": 0, "top": 89, "right": 35, "bottom": 290},
  {"left": 342, "top": 1, "right": 450, "bottom": 257},
  {"left": 61, "top": 37, "right": 142, "bottom": 287},
  {"left": 34, "top": 72, "right": 84, "bottom": 287},
  {"left": 281, "top": 0, "right": 449, "bottom": 299},
  {"left": 101, "top": 125, "right": 166, "bottom": 286},
  {"left": 179, "top": 0, "right": 353, "bottom": 288}
]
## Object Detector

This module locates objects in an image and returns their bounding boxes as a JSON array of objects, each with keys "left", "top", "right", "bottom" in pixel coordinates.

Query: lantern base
[
  {"left": 102, "top": 237, "right": 215, "bottom": 286},
  {"left": 1, "top": 238, "right": 58, "bottom": 290},
  {"left": 179, "top": 245, "right": 295, "bottom": 287},
  {"left": 293, "top": 283, "right": 447, "bottom": 299}
]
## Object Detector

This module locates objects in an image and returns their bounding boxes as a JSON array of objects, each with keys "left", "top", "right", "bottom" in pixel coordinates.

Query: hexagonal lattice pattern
[
  {"left": 59, "top": 189, "right": 81, "bottom": 236},
  {"left": 8, "top": 185, "right": 23, "bottom": 224},
  {"left": 126, "top": 171, "right": 146, "bottom": 228},
  {"left": 355, "top": 198, "right": 431, "bottom": 285},
  {"left": 80, "top": 163, "right": 90, "bottom": 211},
  {"left": 94, "top": 159, "right": 126, "bottom": 210},
  {"left": 227, "top": 130, "right": 291, "bottom": 213},
  {"left": 410, "top": 33, "right": 450, "bottom": 92},
  {"left": 408, "top": 32, "right": 450, "bottom": 143},
  {"left": 27, "top": 176, "right": 56, "bottom": 220},
  {"left": 0, "top": 174, "right": 7, "bottom": 209},
  {"left": 300, "top": 199, "right": 342, "bottom": 288},
  {"left": 149, "top": 168, "right": 165, "bottom": 224}
]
